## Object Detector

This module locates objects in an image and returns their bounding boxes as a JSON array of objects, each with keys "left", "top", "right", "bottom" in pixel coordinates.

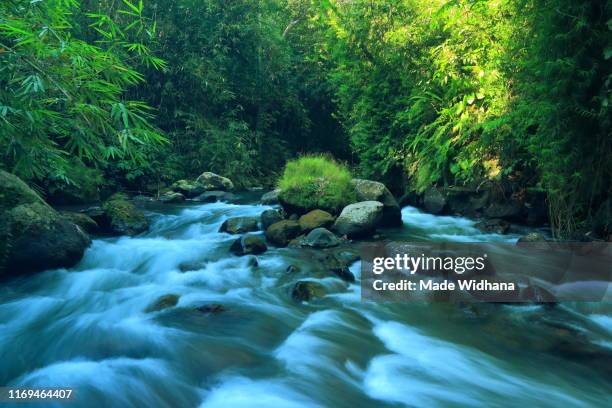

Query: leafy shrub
[{"left": 278, "top": 156, "right": 355, "bottom": 214}]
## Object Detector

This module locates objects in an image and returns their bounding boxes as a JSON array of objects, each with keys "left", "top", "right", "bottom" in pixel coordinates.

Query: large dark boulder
[
  {"left": 475, "top": 219, "right": 510, "bottom": 235},
  {"left": 332, "top": 201, "right": 383, "bottom": 238},
  {"left": 170, "top": 179, "right": 205, "bottom": 198},
  {"left": 99, "top": 193, "right": 149, "bottom": 236},
  {"left": 423, "top": 187, "right": 447, "bottom": 214},
  {"left": 261, "top": 209, "right": 284, "bottom": 231},
  {"left": 0, "top": 170, "right": 91, "bottom": 277},
  {"left": 230, "top": 235, "right": 267, "bottom": 256},
  {"left": 352, "top": 179, "right": 402, "bottom": 226},
  {"left": 442, "top": 186, "right": 489, "bottom": 217},
  {"left": 298, "top": 209, "right": 335, "bottom": 232},
  {"left": 265, "top": 220, "right": 301, "bottom": 247},
  {"left": 219, "top": 217, "right": 259, "bottom": 234},
  {"left": 484, "top": 202, "right": 525, "bottom": 222}
]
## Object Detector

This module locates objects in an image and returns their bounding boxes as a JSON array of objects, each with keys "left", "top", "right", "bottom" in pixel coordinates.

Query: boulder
[
  {"left": 442, "top": 186, "right": 489, "bottom": 217},
  {"left": 145, "top": 294, "right": 179, "bottom": 313},
  {"left": 171, "top": 179, "right": 204, "bottom": 198},
  {"left": 219, "top": 217, "right": 259, "bottom": 234},
  {"left": 192, "top": 191, "right": 236, "bottom": 203},
  {"left": 61, "top": 211, "right": 99, "bottom": 234},
  {"left": 398, "top": 191, "right": 421, "bottom": 208},
  {"left": 100, "top": 193, "right": 149, "bottom": 236},
  {"left": 423, "top": 187, "right": 447, "bottom": 214},
  {"left": 178, "top": 261, "right": 205, "bottom": 272},
  {"left": 302, "top": 228, "right": 341, "bottom": 248},
  {"left": 261, "top": 209, "right": 284, "bottom": 231},
  {"left": 265, "top": 220, "right": 301, "bottom": 247},
  {"left": 332, "top": 201, "right": 383, "bottom": 238},
  {"left": 261, "top": 189, "right": 280, "bottom": 205},
  {"left": 0, "top": 171, "right": 91, "bottom": 276},
  {"left": 484, "top": 202, "right": 525, "bottom": 222},
  {"left": 159, "top": 191, "right": 185, "bottom": 203},
  {"left": 352, "top": 179, "right": 402, "bottom": 226},
  {"left": 291, "top": 281, "right": 325, "bottom": 302},
  {"left": 330, "top": 266, "right": 355, "bottom": 282},
  {"left": 298, "top": 209, "right": 335, "bottom": 232},
  {"left": 230, "top": 235, "right": 267, "bottom": 256},
  {"left": 195, "top": 172, "right": 234, "bottom": 191},
  {"left": 475, "top": 219, "right": 510, "bottom": 235}
]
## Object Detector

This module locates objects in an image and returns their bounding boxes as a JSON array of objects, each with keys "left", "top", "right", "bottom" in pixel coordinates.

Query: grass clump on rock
[{"left": 278, "top": 156, "right": 355, "bottom": 214}]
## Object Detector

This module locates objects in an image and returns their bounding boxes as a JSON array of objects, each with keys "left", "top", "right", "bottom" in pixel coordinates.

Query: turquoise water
[{"left": 0, "top": 200, "right": 611, "bottom": 407}]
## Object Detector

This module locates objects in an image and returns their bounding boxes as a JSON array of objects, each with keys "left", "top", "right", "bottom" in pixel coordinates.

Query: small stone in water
[{"left": 196, "top": 304, "right": 228, "bottom": 314}]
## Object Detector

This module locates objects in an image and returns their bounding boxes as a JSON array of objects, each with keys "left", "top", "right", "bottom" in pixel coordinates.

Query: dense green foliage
[
  {"left": 278, "top": 155, "right": 355, "bottom": 213},
  {"left": 1, "top": 0, "right": 609, "bottom": 236}
]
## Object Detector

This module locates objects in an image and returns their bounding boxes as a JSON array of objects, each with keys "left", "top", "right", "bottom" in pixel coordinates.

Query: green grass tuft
[{"left": 278, "top": 156, "right": 355, "bottom": 214}]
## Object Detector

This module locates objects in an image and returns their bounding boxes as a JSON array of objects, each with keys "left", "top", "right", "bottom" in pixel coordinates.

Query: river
[{"left": 1, "top": 196, "right": 611, "bottom": 407}]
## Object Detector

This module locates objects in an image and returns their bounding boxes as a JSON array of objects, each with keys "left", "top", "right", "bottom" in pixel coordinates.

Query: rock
[
  {"left": 298, "top": 209, "right": 335, "bottom": 232},
  {"left": 286, "top": 265, "right": 300, "bottom": 273},
  {"left": 291, "top": 281, "right": 325, "bottom": 302},
  {"left": 171, "top": 179, "right": 204, "bottom": 198},
  {"left": 484, "top": 202, "right": 524, "bottom": 222},
  {"left": 195, "top": 304, "right": 228, "bottom": 314},
  {"left": 145, "top": 294, "right": 179, "bottom": 313},
  {"left": 219, "top": 217, "right": 259, "bottom": 234},
  {"left": 0, "top": 170, "right": 91, "bottom": 276},
  {"left": 332, "top": 201, "right": 383, "bottom": 238},
  {"left": 302, "top": 228, "right": 341, "bottom": 248},
  {"left": 443, "top": 186, "right": 490, "bottom": 217},
  {"left": 61, "top": 211, "right": 99, "bottom": 234},
  {"left": 159, "top": 191, "right": 185, "bottom": 203},
  {"left": 330, "top": 266, "right": 355, "bottom": 282},
  {"left": 517, "top": 232, "right": 547, "bottom": 244},
  {"left": 265, "top": 220, "right": 301, "bottom": 247},
  {"left": 178, "top": 261, "right": 205, "bottom": 272},
  {"left": 352, "top": 179, "right": 402, "bottom": 226},
  {"left": 247, "top": 256, "right": 259, "bottom": 267},
  {"left": 423, "top": 187, "right": 447, "bottom": 214},
  {"left": 261, "top": 209, "right": 284, "bottom": 231},
  {"left": 261, "top": 189, "right": 280, "bottom": 205},
  {"left": 100, "top": 193, "right": 149, "bottom": 236},
  {"left": 288, "top": 214, "right": 299, "bottom": 221},
  {"left": 195, "top": 172, "right": 234, "bottom": 191},
  {"left": 230, "top": 235, "right": 267, "bottom": 256},
  {"left": 192, "top": 191, "right": 236, "bottom": 203},
  {"left": 475, "top": 219, "right": 510, "bottom": 235}
]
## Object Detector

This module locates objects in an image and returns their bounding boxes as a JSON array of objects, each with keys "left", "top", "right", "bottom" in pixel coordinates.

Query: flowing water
[{"left": 1, "top": 197, "right": 611, "bottom": 407}]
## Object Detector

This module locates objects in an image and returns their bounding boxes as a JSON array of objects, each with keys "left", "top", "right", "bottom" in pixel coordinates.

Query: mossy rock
[
  {"left": 195, "top": 172, "right": 234, "bottom": 191},
  {"left": 100, "top": 193, "right": 149, "bottom": 236},
  {"left": 291, "top": 281, "right": 325, "bottom": 302},
  {"left": 171, "top": 179, "right": 205, "bottom": 198},
  {"left": 230, "top": 235, "right": 267, "bottom": 256},
  {"left": 0, "top": 170, "right": 91, "bottom": 277},
  {"left": 265, "top": 220, "right": 301, "bottom": 247},
  {"left": 61, "top": 211, "right": 99, "bottom": 234},
  {"left": 298, "top": 209, "right": 335, "bottom": 232},
  {"left": 219, "top": 217, "right": 259, "bottom": 234}
]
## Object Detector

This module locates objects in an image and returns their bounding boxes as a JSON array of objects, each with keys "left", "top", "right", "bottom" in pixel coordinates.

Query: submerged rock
[
  {"left": 219, "top": 217, "right": 259, "bottom": 234},
  {"left": 332, "top": 201, "right": 383, "bottom": 238},
  {"left": 291, "top": 281, "right": 325, "bottom": 302},
  {"left": 230, "top": 235, "right": 267, "bottom": 256},
  {"left": 195, "top": 172, "right": 234, "bottom": 191},
  {"left": 0, "top": 170, "right": 91, "bottom": 276},
  {"left": 195, "top": 304, "right": 228, "bottom": 314},
  {"left": 159, "top": 191, "right": 185, "bottom": 203},
  {"left": 261, "top": 189, "right": 280, "bottom": 205},
  {"left": 145, "top": 294, "right": 179, "bottom": 313},
  {"left": 352, "top": 179, "right": 402, "bottom": 226},
  {"left": 265, "top": 220, "right": 301, "bottom": 247},
  {"left": 261, "top": 209, "right": 284, "bottom": 231},
  {"left": 99, "top": 193, "right": 149, "bottom": 236},
  {"left": 298, "top": 209, "right": 335, "bottom": 232},
  {"left": 178, "top": 261, "right": 206, "bottom": 272},
  {"left": 302, "top": 228, "right": 341, "bottom": 248}
]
